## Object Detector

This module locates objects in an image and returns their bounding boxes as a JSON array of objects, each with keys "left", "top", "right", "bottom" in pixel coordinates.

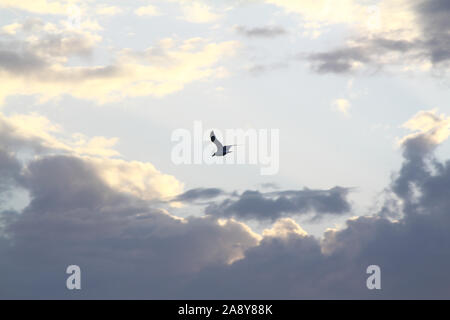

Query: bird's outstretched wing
[
  {"left": 224, "top": 145, "right": 233, "bottom": 154},
  {"left": 210, "top": 130, "right": 223, "bottom": 152}
]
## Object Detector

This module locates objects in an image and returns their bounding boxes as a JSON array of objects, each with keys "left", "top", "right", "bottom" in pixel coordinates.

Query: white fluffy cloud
[
  {"left": 0, "top": 112, "right": 184, "bottom": 201},
  {"left": 400, "top": 109, "right": 450, "bottom": 146},
  {"left": 262, "top": 218, "right": 308, "bottom": 238}
]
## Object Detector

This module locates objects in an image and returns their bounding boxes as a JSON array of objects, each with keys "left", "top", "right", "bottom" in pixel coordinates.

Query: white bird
[{"left": 210, "top": 130, "right": 235, "bottom": 157}]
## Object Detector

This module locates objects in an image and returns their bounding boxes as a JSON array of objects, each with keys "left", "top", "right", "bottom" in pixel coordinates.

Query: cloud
[
  {"left": 178, "top": 2, "right": 220, "bottom": 23},
  {"left": 0, "top": 22, "right": 239, "bottom": 104},
  {"left": 0, "top": 112, "right": 119, "bottom": 157},
  {"left": 180, "top": 113, "right": 450, "bottom": 299},
  {"left": 400, "top": 109, "right": 450, "bottom": 146},
  {"left": 415, "top": 0, "right": 450, "bottom": 65},
  {"left": 205, "top": 187, "right": 352, "bottom": 221},
  {"left": 306, "top": 46, "right": 371, "bottom": 74},
  {"left": 134, "top": 5, "right": 161, "bottom": 17},
  {"left": 235, "top": 25, "right": 287, "bottom": 38},
  {"left": 1, "top": 1, "right": 450, "bottom": 299},
  {"left": 0, "top": 146, "right": 259, "bottom": 298},
  {"left": 300, "top": 0, "right": 450, "bottom": 74},
  {"left": 262, "top": 218, "right": 308, "bottom": 238},
  {"left": 393, "top": 109, "right": 450, "bottom": 201},
  {"left": 3, "top": 107, "right": 450, "bottom": 298},
  {"left": 332, "top": 98, "right": 351, "bottom": 115},
  {"left": 1, "top": 22, "right": 21, "bottom": 35},
  {"left": 0, "top": 149, "right": 21, "bottom": 198},
  {"left": 304, "top": 36, "right": 429, "bottom": 74},
  {"left": 88, "top": 157, "right": 183, "bottom": 201},
  {"left": 174, "top": 188, "right": 224, "bottom": 202},
  {"left": 0, "top": 18, "right": 100, "bottom": 77},
  {"left": 0, "top": 112, "right": 183, "bottom": 201},
  {"left": 247, "top": 62, "right": 289, "bottom": 76}
]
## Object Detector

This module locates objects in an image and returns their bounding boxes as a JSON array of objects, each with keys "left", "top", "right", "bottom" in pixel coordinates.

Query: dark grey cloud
[
  {"left": 0, "top": 149, "right": 22, "bottom": 200},
  {"left": 179, "top": 130, "right": 450, "bottom": 299},
  {"left": 0, "top": 43, "right": 48, "bottom": 74},
  {"left": 416, "top": 0, "right": 450, "bottom": 64},
  {"left": 0, "top": 153, "right": 258, "bottom": 299},
  {"left": 304, "top": 0, "right": 450, "bottom": 74},
  {"left": 306, "top": 46, "right": 371, "bottom": 74},
  {"left": 236, "top": 25, "right": 287, "bottom": 38},
  {"left": 2, "top": 112, "right": 450, "bottom": 298},
  {"left": 305, "top": 37, "right": 421, "bottom": 74},
  {"left": 205, "top": 187, "right": 352, "bottom": 221},
  {"left": 174, "top": 188, "right": 224, "bottom": 202}
]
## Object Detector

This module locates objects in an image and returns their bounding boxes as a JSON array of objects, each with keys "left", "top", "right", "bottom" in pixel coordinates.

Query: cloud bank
[{"left": 1, "top": 110, "right": 450, "bottom": 298}]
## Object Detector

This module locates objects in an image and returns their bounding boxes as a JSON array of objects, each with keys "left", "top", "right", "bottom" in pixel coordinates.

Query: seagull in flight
[{"left": 210, "top": 130, "right": 235, "bottom": 157}]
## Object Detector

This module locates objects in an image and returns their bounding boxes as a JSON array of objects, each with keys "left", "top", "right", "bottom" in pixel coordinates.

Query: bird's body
[{"left": 210, "top": 130, "right": 234, "bottom": 157}]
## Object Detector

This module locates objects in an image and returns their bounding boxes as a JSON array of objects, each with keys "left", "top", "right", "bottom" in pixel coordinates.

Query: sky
[{"left": 0, "top": 0, "right": 450, "bottom": 299}]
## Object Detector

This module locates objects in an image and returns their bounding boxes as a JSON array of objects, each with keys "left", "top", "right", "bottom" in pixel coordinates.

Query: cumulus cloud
[
  {"left": 179, "top": 110, "right": 450, "bottom": 299},
  {"left": 0, "top": 155, "right": 259, "bottom": 298},
  {"left": 1, "top": 1, "right": 450, "bottom": 299},
  {"left": 0, "top": 112, "right": 183, "bottom": 201},
  {"left": 262, "top": 218, "right": 308, "bottom": 238},
  {"left": 2, "top": 110, "right": 450, "bottom": 298},
  {"left": 400, "top": 109, "right": 450, "bottom": 146},
  {"left": 88, "top": 157, "right": 183, "bottom": 201}
]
